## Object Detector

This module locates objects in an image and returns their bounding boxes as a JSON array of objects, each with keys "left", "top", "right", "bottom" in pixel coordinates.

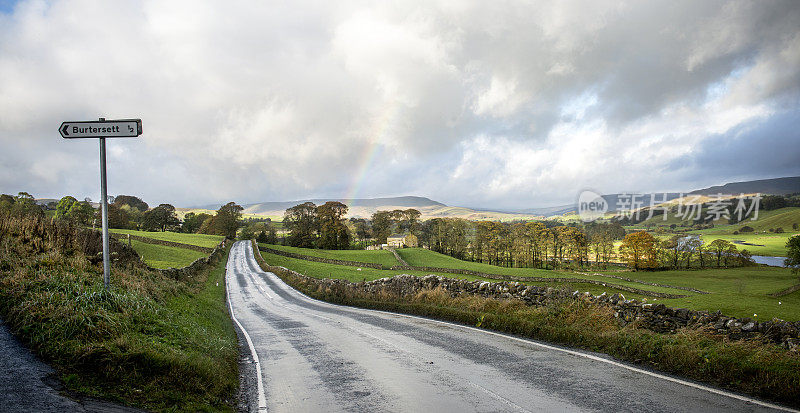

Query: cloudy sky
[{"left": 1, "top": 0, "right": 799, "bottom": 210}]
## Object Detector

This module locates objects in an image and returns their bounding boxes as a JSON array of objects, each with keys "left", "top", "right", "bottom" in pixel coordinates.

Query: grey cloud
[{"left": 0, "top": 0, "right": 799, "bottom": 209}]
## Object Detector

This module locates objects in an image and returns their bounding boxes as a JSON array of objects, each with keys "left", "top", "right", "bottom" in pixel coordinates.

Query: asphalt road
[{"left": 226, "top": 241, "right": 793, "bottom": 413}]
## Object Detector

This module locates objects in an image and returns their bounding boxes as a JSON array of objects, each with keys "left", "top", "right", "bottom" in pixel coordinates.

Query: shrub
[
  {"left": 776, "top": 227, "right": 784, "bottom": 234},
  {"left": 739, "top": 225, "right": 754, "bottom": 233}
]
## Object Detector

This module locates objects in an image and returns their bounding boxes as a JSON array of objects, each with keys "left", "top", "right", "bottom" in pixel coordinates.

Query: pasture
[
  {"left": 110, "top": 228, "right": 224, "bottom": 248},
  {"left": 129, "top": 239, "right": 207, "bottom": 269},
  {"left": 261, "top": 243, "right": 400, "bottom": 268},
  {"left": 263, "top": 246, "right": 800, "bottom": 321}
]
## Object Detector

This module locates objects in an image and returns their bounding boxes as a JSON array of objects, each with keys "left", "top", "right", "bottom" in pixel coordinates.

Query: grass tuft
[{"left": 0, "top": 213, "right": 238, "bottom": 411}]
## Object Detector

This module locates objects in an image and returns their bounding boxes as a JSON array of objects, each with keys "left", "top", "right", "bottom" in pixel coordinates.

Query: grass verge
[
  {"left": 253, "top": 245, "right": 800, "bottom": 408},
  {"left": 0, "top": 215, "right": 238, "bottom": 411}
]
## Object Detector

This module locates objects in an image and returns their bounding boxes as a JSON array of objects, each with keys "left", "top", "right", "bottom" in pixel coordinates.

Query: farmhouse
[{"left": 387, "top": 233, "right": 419, "bottom": 248}]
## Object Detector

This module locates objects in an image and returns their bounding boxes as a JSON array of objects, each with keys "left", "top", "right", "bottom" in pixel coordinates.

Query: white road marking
[
  {"left": 227, "top": 244, "right": 268, "bottom": 412},
  {"left": 247, "top": 241, "right": 798, "bottom": 412},
  {"left": 370, "top": 306, "right": 799, "bottom": 412}
]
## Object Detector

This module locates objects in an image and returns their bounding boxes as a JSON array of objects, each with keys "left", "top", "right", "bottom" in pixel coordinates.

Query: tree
[
  {"left": 182, "top": 212, "right": 212, "bottom": 233},
  {"left": 683, "top": 237, "right": 703, "bottom": 269},
  {"left": 113, "top": 195, "right": 149, "bottom": 212},
  {"left": 619, "top": 231, "right": 658, "bottom": 270},
  {"left": 660, "top": 236, "right": 681, "bottom": 269},
  {"left": 55, "top": 196, "right": 78, "bottom": 219},
  {"left": 207, "top": 202, "right": 243, "bottom": 238},
  {"left": 284, "top": 202, "right": 317, "bottom": 248},
  {"left": 142, "top": 204, "right": 180, "bottom": 232},
  {"left": 761, "top": 195, "right": 786, "bottom": 211},
  {"left": 399, "top": 209, "right": 421, "bottom": 235},
  {"left": 98, "top": 203, "right": 132, "bottom": 229},
  {"left": 120, "top": 204, "right": 145, "bottom": 229},
  {"left": 370, "top": 211, "right": 394, "bottom": 244},
  {"left": 785, "top": 235, "right": 800, "bottom": 279},
  {"left": 708, "top": 239, "right": 732, "bottom": 267},
  {"left": 350, "top": 218, "right": 371, "bottom": 247},
  {"left": 12, "top": 192, "right": 43, "bottom": 217},
  {"left": 316, "top": 201, "right": 351, "bottom": 249},
  {"left": 0, "top": 194, "right": 15, "bottom": 211},
  {"left": 723, "top": 243, "right": 738, "bottom": 267},
  {"left": 255, "top": 221, "right": 278, "bottom": 244},
  {"left": 68, "top": 201, "right": 96, "bottom": 225}
]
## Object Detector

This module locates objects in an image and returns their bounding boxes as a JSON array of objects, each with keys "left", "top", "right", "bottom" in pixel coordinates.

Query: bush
[
  {"left": 776, "top": 227, "right": 784, "bottom": 234},
  {"left": 733, "top": 231, "right": 739, "bottom": 235},
  {"left": 739, "top": 225, "right": 754, "bottom": 233}
]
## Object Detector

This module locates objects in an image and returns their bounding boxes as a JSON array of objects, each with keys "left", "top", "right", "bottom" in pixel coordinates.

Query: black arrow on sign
[{"left": 61, "top": 124, "right": 69, "bottom": 136}]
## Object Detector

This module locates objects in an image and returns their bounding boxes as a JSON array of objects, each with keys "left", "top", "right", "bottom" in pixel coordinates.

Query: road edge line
[
  {"left": 263, "top": 270, "right": 798, "bottom": 412},
  {"left": 227, "top": 243, "right": 268, "bottom": 412},
  {"left": 250, "top": 244, "right": 798, "bottom": 412}
]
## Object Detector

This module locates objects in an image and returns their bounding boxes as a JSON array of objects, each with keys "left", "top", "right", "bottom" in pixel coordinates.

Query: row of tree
[
  {"left": 283, "top": 203, "right": 425, "bottom": 249},
  {"left": 619, "top": 232, "right": 753, "bottom": 270},
  {"left": 417, "top": 218, "right": 625, "bottom": 269},
  {"left": 284, "top": 202, "right": 351, "bottom": 249},
  {"left": 412, "top": 217, "right": 754, "bottom": 270},
  {"left": 2, "top": 192, "right": 246, "bottom": 239}
]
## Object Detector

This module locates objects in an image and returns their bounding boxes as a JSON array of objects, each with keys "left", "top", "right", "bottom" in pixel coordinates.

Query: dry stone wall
[{"left": 250, "top": 241, "right": 799, "bottom": 349}]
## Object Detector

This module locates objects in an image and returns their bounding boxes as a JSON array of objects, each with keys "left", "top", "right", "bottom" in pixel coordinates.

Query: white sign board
[{"left": 59, "top": 119, "right": 142, "bottom": 138}]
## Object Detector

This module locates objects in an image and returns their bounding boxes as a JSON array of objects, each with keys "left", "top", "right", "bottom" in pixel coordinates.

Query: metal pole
[{"left": 99, "top": 119, "right": 110, "bottom": 290}]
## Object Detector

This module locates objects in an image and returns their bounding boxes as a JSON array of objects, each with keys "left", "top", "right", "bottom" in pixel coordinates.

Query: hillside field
[
  {"left": 262, "top": 243, "right": 400, "bottom": 268},
  {"left": 110, "top": 229, "right": 224, "bottom": 248},
  {"left": 259, "top": 246, "right": 800, "bottom": 321},
  {"left": 129, "top": 240, "right": 207, "bottom": 269}
]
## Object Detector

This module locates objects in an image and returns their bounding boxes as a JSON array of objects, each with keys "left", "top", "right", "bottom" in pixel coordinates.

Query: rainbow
[{"left": 341, "top": 104, "right": 400, "bottom": 208}]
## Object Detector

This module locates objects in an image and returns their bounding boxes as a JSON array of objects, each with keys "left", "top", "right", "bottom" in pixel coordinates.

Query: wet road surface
[{"left": 226, "top": 241, "right": 793, "bottom": 413}]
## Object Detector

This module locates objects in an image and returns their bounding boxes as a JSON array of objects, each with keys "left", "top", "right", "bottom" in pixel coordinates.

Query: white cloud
[{"left": 0, "top": 0, "right": 798, "bottom": 208}]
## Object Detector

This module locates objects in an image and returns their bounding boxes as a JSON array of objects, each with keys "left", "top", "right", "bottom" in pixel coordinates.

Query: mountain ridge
[{"left": 186, "top": 176, "right": 800, "bottom": 220}]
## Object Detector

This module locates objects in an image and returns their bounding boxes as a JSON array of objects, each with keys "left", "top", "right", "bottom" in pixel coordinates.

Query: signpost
[{"left": 60, "top": 118, "right": 142, "bottom": 290}]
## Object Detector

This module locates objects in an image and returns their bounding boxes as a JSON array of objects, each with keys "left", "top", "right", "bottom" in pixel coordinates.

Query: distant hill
[
  {"left": 690, "top": 176, "right": 800, "bottom": 196},
  {"left": 521, "top": 193, "right": 684, "bottom": 216},
  {"left": 196, "top": 196, "right": 546, "bottom": 221},
  {"left": 242, "top": 196, "right": 444, "bottom": 215},
  {"left": 186, "top": 176, "right": 800, "bottom": 221}
]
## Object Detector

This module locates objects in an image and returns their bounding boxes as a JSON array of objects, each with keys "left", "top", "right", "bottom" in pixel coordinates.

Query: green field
[
  {"left": 400, "top": 248, "right": 800, "bottom": 320},
  {"left": 258, "top": 251, "right": 657, "bottom": 301},
  {"left": 696, "top": 233, "right": 797, "bottom": 257},
  {"left": 130, "top": 239, "right": 207, "bottom": 269},
  {"left": 110, "top": 229, "right": 224, "bottom": 248},
  {"left": 261, "top": 243, "right": 400, "bottom": 268},
  {"left": 264, "top": 246, "right": 800, "bottom": 321},
  {"left": 264, "top": 246, "right": 695, "bottom": 296},
  {"left": 707, "top": 207, "right": 800, "bottom": 233},
  {"left": 625, "top": 207, "right": 800, "bottom": 256},
  {"left": 601, "top": 267, "right": 800, "bottom": 321}
]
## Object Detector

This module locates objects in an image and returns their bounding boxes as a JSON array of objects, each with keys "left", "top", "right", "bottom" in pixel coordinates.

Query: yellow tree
[{"left": 619, "top": 231, "right": 658, "bottom": 270}]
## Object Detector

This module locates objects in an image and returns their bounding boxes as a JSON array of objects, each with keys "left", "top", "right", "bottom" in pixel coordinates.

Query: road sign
[
  {"left": 59, "top": 119, "right": 142, "bottom": 139},
  {"left": 60, "top": 117, "right": 143, "bottom": 291}
]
